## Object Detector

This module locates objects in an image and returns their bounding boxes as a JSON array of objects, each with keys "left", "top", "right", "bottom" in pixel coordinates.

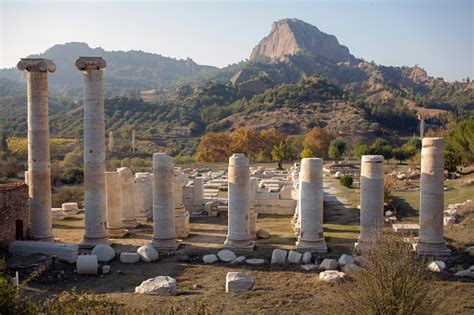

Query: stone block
[
  {"left": 135, "top": 276, "right": 177, "bottom": 295},
  {"left": 218, "top": 249, "right": 237, "bottom": 262},
  {"left": 338, "top": 254, "right": 354, "bottom": 267},
  {"left": 287, "top": 250, "right": 302, "bottom": 264},
  {"left": 203, "top": 254, "right": 218, "bottom": 264},
  {"left": 9, "top": 241, "right": 78, "bottom": 263},
  {"left": 301, "top": 264, "right": 318, "bottom": 271},
  {"left": 428, "top": 260, "right": 446, "bottom": 272},
  {"left": 120, "top": 252, "right": 140, "bottom": 264},
  {"left": 230, "top": 256, "right": 246, "bottom": 265},
  {"left": 102, "top": 265, "right": 111, "bottom": 274},
  {"left": 271, "top": 249, "right": 287, "bottom": 265},
  {"left": 302, "top": 252, "right": 312, "bottom": 264},
  {"left": 246, "top": 258, "right": 265, "bottom": 265},
  {"left": 137, "top": 245, "right": 159, "bottom": 262},
  {"left": 319, "top": 259, "right": 338, "bottom": 271},
  {"left": 91, "top": 244, "right": 116, "bottom": 262},
  {"left": 256, "top": 228, "right": 270, "bottom": 239},
  {"left": 226, "top": 272, "right": 255, "bottom": 292},
  {"left": 76, "top": 255, "right": 98, "bottom": 275},
  {"left": 319, "top": 270, "right": 346, "bottom": 283}
]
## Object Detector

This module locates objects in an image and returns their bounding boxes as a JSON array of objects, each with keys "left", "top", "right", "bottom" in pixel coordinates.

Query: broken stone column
[
  {"left": 136, "top": 172, "right": 153, "bottom": 219},
  {"left": 174, "top": 168, "right": 190, "bottom": 238},
  {"left": 357, "top": 155, "right": 384, "bottom": 251},
  {"left": 117, "top": 167, "right": 139, "bottom": 228},
  {"left": 151, "top": 153, "right": 178, "bottom": 251},
  {"left": 17, "top": 58, "right": 55, "bottom": 241},
  {"left": 134, "top": 173, "right": 150, "bottom": 223},
  {"left": 296, "top": 158, "right": 327, "bottom": 253},
  {"left": 193, "top": 177, "right": 204, "bottom": 207},
  {"left": 224, "top": 154, "right": 254, "bottom": 252},
  {"left": 105, "top": 171, "right": 127, "bottom": 238},
  {"left": 248, "top": 177, "right": 258, "bottom": 239},
  {"left": 76, "top": 57, "right": 110, "bottom": 247},
  {"left": 416, "top": 138, "right": 450, "bottom": 256}
]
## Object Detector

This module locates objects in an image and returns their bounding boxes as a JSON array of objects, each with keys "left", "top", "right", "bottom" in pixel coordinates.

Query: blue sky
[{"left": 1, "top": 0, "right": 472, "bottom": 81}]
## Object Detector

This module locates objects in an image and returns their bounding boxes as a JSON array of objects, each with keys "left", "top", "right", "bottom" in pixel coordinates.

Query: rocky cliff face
[{"left": 250, "top": 18, "right": 356, "bottom": 63}]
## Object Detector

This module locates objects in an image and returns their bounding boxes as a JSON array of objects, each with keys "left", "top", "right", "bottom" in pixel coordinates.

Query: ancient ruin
[
  {"left": 17, "top": 58, "right": 55, "bottom": 241},
  {"left": 105, "top": 171, "right": 127, "bottom": 237},
  {"left": 76, "top": 57, "right": 110, "bottom": 247}
]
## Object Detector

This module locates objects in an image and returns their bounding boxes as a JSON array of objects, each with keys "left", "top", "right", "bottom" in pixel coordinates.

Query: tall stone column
[
  {"left": 296, "top": 158, "right": 327, "bottom": 253},
  {"left": 118, "top": 167, "right": 139, "bottom": 228},
  {"left": 416, "top": 138, "right": 450, "bottom": 256},
  {"left": 248, "top": 177, "right": 258, "bottom": 239},
  {"left": 224, "top": 153, "right": 254, "bottom": 252},
  {"left": 357, "top": 155, "right": 384, "bottom": 251},
  {"left": 151, "top": 153, "right": 178, "bottom": 251},
  {"left": 105, "top": 171, "right": 127, "bottom": 237},
  {"left": 175, "top": 168, "right": 190, "bottom": 238},
  {"left": 76, "top": 57, "right": 110, "bottom": 247},
  {"left": 17, "top": 58, "right": 55, "bottom": 241},
  {"left": 134, "top": 173, "right": 150, "bottom": 223}
]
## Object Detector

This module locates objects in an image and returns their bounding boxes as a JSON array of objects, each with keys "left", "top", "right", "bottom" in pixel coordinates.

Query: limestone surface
[
  {"left": 454, "top": 270, "right": 474, "bottom": 278},
  {"left": 271, "top": 249, "right": 287, "bottom": 264},
  {"left": 9, "top": 241, "right": 78, "bottom": 263},
  {"left": 135, "top": 276, "right": 177, "bottom": 295},
  {"left": 428, "top": 260, "right": 446, "bottom": 272},
  {"left": 319, "top": 259, "right": 338, "bottom": 271},
  {"left": 226, "top": 272, "right": 255, "bottom": 292},
  {"left": 91, "top": 244, "right": 116, "bottom": 262},
  {"left": 338, "top": 254, "right": 354, "bottom": 267},
  {"left": 246, "top": 258, "right": 265, "bottom": 265},
  {"left": 137, "top": 245, "right": 159, "bottom": 262},
  {"left": 203, "top": 254, "right": 218, "bottom": 264},
  {"left": 302, "top": 252, "right": 312, "bottom": 264},
  {"left": 319, "top": 270, "right": 346, "bottom": 283},
  {"left": 76, "top": 255, "right": 98, "bottom": 275},
  {"left": 120, "top": 252, "right": 140, "bottom": 264},
  {"left": 230, "top": 256, "right": 246, "bottom": 265},
  {"left": 287, "top": 250, "right": 302, "bottom": 264},
  {"left": 256, "top": 228, "right": 270, "bottom": 239},
  {"left": 218, "top": 250, "right": 237, "bottom": 262}
]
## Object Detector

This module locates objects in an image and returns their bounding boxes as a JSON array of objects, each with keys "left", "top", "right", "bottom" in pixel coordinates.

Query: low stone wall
[{"left": 0, "top": 183, "right": 30, "bottom": 246}]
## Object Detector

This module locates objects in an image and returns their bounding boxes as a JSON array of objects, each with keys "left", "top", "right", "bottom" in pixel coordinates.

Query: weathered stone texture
[{"left": 0, "top": 184, "right": 30, "bottom": 246}]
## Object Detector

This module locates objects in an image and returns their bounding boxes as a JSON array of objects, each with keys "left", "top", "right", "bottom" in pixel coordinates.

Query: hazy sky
[{"left": 1, "top": 0, "right": 472, "bottom": 81}]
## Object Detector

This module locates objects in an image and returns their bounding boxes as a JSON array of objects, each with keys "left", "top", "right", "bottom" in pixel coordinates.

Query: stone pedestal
[
  {"left": 356, "top": 155, "right": 384, "bottom": 252},
  {"left": 174, "top": 168, "right": 190, "bottom": 238},
  {"left": 17, "top": 58, "right": 56, "bottom": 241},
  {"left": 224, "top": 154, "right": 254, "bottom": 252},
  {"left": 105, "top": 172, "right": 127, "bottom": 238},
  {"left": 118, "top": 167, "right": 139, "bottom": 229},
  {"left": 249, "top": 177, "right": 258, "bottom": 240},
  {"left": 193, "top": 177, "right": 204, "bottom": 207},
  {"left": 296, "top": 158, "right": 327, "bottom": 253},
  {"left": 416, "top": 138, "right": 450, "bottom": 256},
  {"left": 151, "top": 153, "right": 178, "bottom": 251},
  {"left": 76, "top": 57, "right": 110, "bottom": 248}
]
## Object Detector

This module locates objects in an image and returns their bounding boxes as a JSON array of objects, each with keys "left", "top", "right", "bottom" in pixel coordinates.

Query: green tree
[
  {"left": 444, "top": 149, "right": 460, "bottom": 172},
  {"left": 300, "top": 147, "right": 314, "bottom": 158},
  {"left": 328, "top": 139, "right": 347, "bottom": 159},
  {"left": 353, "top": 142, "right": 369, "bottom": 158},
  {"left": 448, "top": 116, "right": 474, "bottom": 163},
  {"left": 272, "top": 139, "right": 297, "bottom": 170}
]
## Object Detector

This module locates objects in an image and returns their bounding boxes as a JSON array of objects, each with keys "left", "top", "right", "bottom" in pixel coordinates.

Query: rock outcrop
[{"left": 250, "top": 18, "right": 356, "bottom": 63}]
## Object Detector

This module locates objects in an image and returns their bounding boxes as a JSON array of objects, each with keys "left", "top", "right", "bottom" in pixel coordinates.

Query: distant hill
[{"left": 0, "top": 42, "right": 217, "bottom": 94}]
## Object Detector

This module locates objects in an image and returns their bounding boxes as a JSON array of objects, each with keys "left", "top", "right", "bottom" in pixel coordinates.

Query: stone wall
[{"left": 0, "top": 183, "right": 30, "bottom": 246}]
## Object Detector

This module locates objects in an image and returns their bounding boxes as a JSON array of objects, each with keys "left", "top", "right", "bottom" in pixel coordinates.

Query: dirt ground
[{"left": 5, "top": 164, "right": 474, "bottom": 314}]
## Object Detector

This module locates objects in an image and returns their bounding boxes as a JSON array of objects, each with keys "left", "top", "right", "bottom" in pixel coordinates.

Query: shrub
[
  {"left": 51, "top": 186, "right": 84, "bottom": 208},
  {"left": 337, "top": 238, "right": 447, "bottom": 315},
  {"left": 340, "top": 175, "right": 353, "bottom": 188},
  {"left": 0, "top": 272, "right": 36, "bottom": 315}
]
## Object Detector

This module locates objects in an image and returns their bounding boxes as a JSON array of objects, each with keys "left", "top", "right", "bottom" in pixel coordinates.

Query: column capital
[
  {"left": 17, "top": 58, "right": 56, "bottom": 73},
  {"left": 75, "top": 57, "right": 106, "bottom": 71}
]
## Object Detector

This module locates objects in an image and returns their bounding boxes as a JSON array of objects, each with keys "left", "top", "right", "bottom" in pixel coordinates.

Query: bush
[
  {"left": 337, "top": 238, "right": 447, "bottom": 315},
  {"left": 51, "top": 186, "right": 84, "bottom": 208},
  {"left": 340, "top": 175, "right": 353, "bottom": 188},
  {"left": 0, "top": 272, "right": 36, "bottom": 315}
]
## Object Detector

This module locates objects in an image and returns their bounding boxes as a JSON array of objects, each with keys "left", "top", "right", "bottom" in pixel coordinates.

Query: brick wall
[{"left": 0, "top": 183, "right": 29, "bottom": 246}]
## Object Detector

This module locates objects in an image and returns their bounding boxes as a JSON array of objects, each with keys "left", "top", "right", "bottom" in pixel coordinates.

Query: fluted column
[
  {"left": 174, "top": 168, "right": 190, "bottom": 238},
  {"left": 224, "top": 153, "right": 254, "bottom": 252},
  {"left": 151, "top": 153, "right": 178, "bottom": 251},
  {"left": 357, "top": 155, "right": 384, "bottom": 251},
  {"left": 105, "top": 171, "right": 127, "bottom": 237},
  {"left": 76, "top": 57, "right": 110, "bottom": 247},
  {"left": 296, "top": 158, "right": 327, "bottom": 253},
  {"left": 17, "top": 58, "right": 55, "bottom": 241},
  {"left": 118, "top": 167, "right": 139, "bottom": 228},
  {"left": 416, "top": 138, "right": 450, "bottom": 256}
]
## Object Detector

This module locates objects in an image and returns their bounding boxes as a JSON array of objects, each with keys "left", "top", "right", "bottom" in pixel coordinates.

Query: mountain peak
[{"left": 250, "top": 18, "right": 356, "bottom": 63}]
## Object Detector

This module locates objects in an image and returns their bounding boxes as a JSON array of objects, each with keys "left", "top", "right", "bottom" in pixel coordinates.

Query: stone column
[
  {"left": 105, "top": 171, "right": 127, "bottom": 237},
  {"left": 76, "top": 57, "right": 110, "bottom": 247},
  {"left": 357, "top": 155, "right": 384, "bottom": 251},
  {"left": 248, "top": 177, "right": 258, "bottom": 239},
  {"left": 192, "top": 177, "right": 204, "bottom": 207},
  {"left": 174, "top": 168, "right": 190, "bottom": 238},
  {"left": 416, "top": 138, "right": 450, "bottom": 256},
  {"left": 151, "top": 153, "right": 178, "bottom": 251},
  {"left": 296, "top": 158, "right": 327, "bottom": 253},
  {"left": 17, "top": 58, "right": 55, "bottom": 241},
  {"left": 134, "top": 173, "right": 149, "bottom": 223},
  {"left": 224, "top": 153, "right": 254, "bottom": 252},
  {"left": 117, "top": 167, "right": 139, "bottom": 228}
]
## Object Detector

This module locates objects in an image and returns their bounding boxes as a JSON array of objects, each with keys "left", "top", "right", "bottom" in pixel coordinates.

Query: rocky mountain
[
  {"left": 250, "top": 18, "right": 356, "bottom": 63},
  {"left": 0, "top": 42, "right": 217, "bottom": 94}
]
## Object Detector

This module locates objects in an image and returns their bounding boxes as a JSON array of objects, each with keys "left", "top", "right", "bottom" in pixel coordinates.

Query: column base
[
  {"left": 31, "top": 234, "right": 55, "bottom": 242},
  {"left": 223, "top": 238, "right": 254, "bottom": 253},
  {"left": 415, "top": 241, "right": 451, "bottom": 257},
  {"left": 123, "top": 219, "right": 140, "bottom": 229},
  {"left": 296, "top": 238, "right": 327, "bottom": 253},
  {"left": 80, "top": 235, "right": 111, "bottom": 249},
  {"left": 150, "top": 238, "right": 178, "bottom": 252},
  {"left": 107, "top": 227, "right": 128, "bottom": 238}
]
